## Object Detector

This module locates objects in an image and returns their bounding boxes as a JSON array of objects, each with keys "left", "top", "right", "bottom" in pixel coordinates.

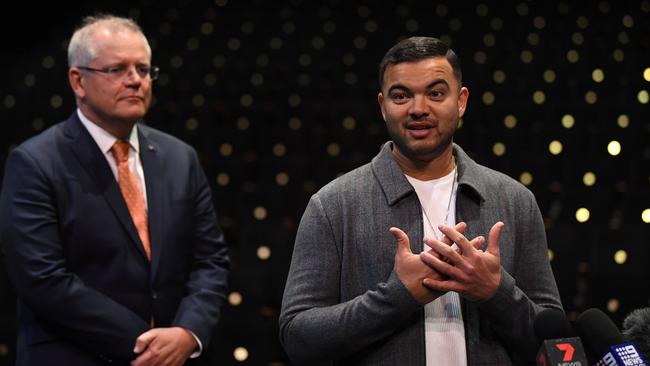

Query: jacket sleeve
[
  {"left": 279, "top": 194, "right": 422, "bottom": 365},
  {"left": 0, "top": 147, "right": 150, "bottom": 361},
  {"left": 478, "top": 188, "right": 563, "bottom": 361},
  {"left": 170, "top": 148, "right": 229, "bottom": 347}
]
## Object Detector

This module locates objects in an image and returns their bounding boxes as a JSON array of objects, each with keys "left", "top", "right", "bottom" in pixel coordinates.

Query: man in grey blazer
[{"left": 280, "top": 37, "right": 562, "bottom": 365}]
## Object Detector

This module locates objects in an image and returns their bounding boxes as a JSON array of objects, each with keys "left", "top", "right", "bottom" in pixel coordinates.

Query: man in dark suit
[{"left": 0, "top": 15, "right": 229, "bottom": 365}]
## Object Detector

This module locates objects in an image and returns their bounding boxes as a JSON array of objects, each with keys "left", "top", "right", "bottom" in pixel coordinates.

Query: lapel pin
[{"left": 148, "top": 144, "right": 155, "bottom": 151}]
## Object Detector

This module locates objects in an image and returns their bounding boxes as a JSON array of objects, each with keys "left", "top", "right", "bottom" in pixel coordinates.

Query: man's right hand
[{"left": 390, "top": 226, "right": 447, "bottom": 304}]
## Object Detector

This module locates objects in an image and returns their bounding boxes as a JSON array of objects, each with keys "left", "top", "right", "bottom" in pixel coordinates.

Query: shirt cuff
[{"left": 187, "top": 330, "right": 203, "bottom": 358}]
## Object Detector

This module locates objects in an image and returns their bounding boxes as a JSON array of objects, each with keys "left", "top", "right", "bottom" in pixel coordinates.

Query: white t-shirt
[{"left": 406, "top": 169, "right": 467, "bottom": 366}]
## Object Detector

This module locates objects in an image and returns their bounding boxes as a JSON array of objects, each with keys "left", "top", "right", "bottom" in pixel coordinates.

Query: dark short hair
[{"left": 378, "top": 36, "right": 462, "bottom": 89}]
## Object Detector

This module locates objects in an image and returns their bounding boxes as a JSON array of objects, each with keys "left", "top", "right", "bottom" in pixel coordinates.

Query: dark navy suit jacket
[{"left": 0, "top": 113, "right": 229, "bottom": 365}]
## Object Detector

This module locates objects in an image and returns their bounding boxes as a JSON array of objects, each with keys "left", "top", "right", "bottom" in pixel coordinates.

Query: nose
[
  {"left": 409, "top": 95, "right": 429, "bottom": 119},
  {"left": 123, "top": 66, "right": 144, "bottom": 84}
]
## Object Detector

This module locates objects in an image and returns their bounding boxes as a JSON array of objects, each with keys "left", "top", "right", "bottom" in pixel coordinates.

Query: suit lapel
[
  {"left": 138, "top": 126, "right": 165, "bottom": 279},
  {"left": 64, "top": 113, "right": 149, "bottom": 261}
]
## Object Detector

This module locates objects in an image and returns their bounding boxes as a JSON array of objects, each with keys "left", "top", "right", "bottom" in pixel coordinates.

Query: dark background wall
[{"left": 1, "top": 0, "right": 649, "bottom": 364}]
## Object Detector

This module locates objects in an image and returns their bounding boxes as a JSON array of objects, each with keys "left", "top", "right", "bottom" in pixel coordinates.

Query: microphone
[
  {"left": 623, "top": 308, "right": 650, "bottom": 361},
  {"left": 576, "top": 308, "right": 647, "bottom": 366},
  {"left": 534, "top": 308, "right": 588, "bottom": 366}
]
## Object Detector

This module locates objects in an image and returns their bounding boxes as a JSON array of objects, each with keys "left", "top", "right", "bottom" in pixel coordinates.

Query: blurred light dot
[
  {"left": 583, "top": 172, "right": 596, "bottom": 186},
  {"left": 241, "top": 21, "right": 254, "bottom": 34},
  {"left": 436, "top": 4, "right": 449, "bottom": 17},
  {"left": 567, "top": 50, "right": 579, "bottom": 63},
  {"left": 256, "top": 54, "right": 269, "bottom": 67},
  {"left": 276, "top": 172, "right": 289, "bottom": 186},
  {"left": 185, "top": 118, "right": 199, "bottom": 131},
  {"left": 482, "top": 91, "right": 495, "bottom": 105},
  {"left": 215, "top": 0, "right": 228, "bottom": 6},
  {"left": 549, "top": 140, "right": 563, "bottom": 155},
  {"left": 364, "top": 20, "right": 378, "bottom": 32},
  {"left": 504, "top": 115, "right": 517, "bottom": 129},
  {"left": 617, "top": 114, "right": 629, "bottom": 128},
  {"left": 353, "top": 36, "right": 367, "bottom": 49},
  {"left": 474, "top": 51, "right": 487, "bottom": 64},
  {"left": 270, "top": 37, "right": 283, "bottom": 50},
  {"left": 217, "top": 173, "right": 230, "bottom": 186},
  {"left": 298, "top": 54, "right": 311, "bottom": 67},
  {"left": 24, "top": 74, "right": 36, "bottom": 87},
  {"left": 607, "top": 140, "right": 621, "bottom": 156},
  {"left": 240, "top": 94, "right": 253, "bottom": 107},
  {"left": 592, "top": 69, "right": 605, "bottom": 82},
  {"left": 575, "top": 208, "right": 590, "bottom": 223},
  {"left": 200, "top": 22, "right": 214, "bottom": 35},
  {"left": 220, "top": 143, "right": 233, "bottom": 156},
  {"left": 533, "top": 91, "right": 546, "bottom": 104},
  {"left": 613, "top": 49, "right": 624, "bottom": 62},
  {"left": 520, "top": 50, "right": 534, "bottom": 63},
  {"left": 50, "top": 94, "right": 63, "bottom": 109},
  {"left": 533, "top": 16, "right": 546, "bottom": 29},
  {"left": 643, "top": 67, "right": 650, "bottom": 82},
  {"left": 618, "top": 32, "right": 629, "bottom": 44},
  {"left": 42, "top": 56, "right": 55, "bottom": 69},
  {"left": 204, "top": 73, "right": 217, "bottom": 86},
  {"left": 527, "top": 33, "right": 540, "bottom": 46},
  {"left": 441, "top": 34, "right": 453, "bottom": 47},
  {"left": 607, "top": 299, "right": 620, "bottom": 313},
  {"left": 257, "top": 245, "right": 271, "bottom": 260},
  {"left": 3, "top": 95, "right": 16, "bottom": 109},
  {"left": 490, "top": 17, "right": 503, "bottom": 30},
  {"left": 548, "top": 249, "right": 554, "bottom": 261},
  {"left": 32, "top": 118, "right": 44, "bottom": 131},
  {"left": 192, "top": 94, "right": 205, "bottom": 107},
  {"left": 212, "top": 55, "right": 226, "bottom": 68},
  {"left": 312, "top": 37, "right": 325, "bottom": 49},
  {"left": 170, "top": 56, "right": 183, "bottom": 68},
  {"left": 483, "top": 34, "right": 496, "bottom": 47},
  {"left": 516, "top": 3, "right": 529, "bottom": 15},
  {"left": 273, "top": 143, "right": 286, "bottom": 157},
  {"left": 253, "top": 206, "right": 267, "bottom": 220},
  {"left": 323, "top": 20, "right": 336, "bottom": 33},
  {"left": 344, "top": 72, "right": 358, "bottom": 85},
  {"left": 638, "top": 90, "right": 649, "bottom": 104},
  {"left": 448, "top": 18, "right": 462, "bottom": 31},
  {"left": 237, "top": 117, "right": 250, "bottom": 130},
  {"left": 576, "top": 16, "right": 589, "bottom": 29},
  {"left": 520, "top": 171, "right": 533, "bottom": 186},
  {"left": 561, "top": 114, "right": 575, "bottom": 128},
  {"left": 228, "top": 292, "right": 242, "bottom": 306},
  {"left": 493, "top": 70, "right": 506, "bottom": 84},
  {"left": 405, "top": 19, "right": 419, "bottom": 32},
  {"left": 227, "top": 38, "right": 240, "bottom": 51},
  {"left": 614, "top": 250, "right": 627, "bottom": 265},
  {"left": 543, "top": 70, "right": 556, "bottom": 83},
  {"left": 342, "top": 53, "right": 355, "bottom": 66},
  {"left": 492, "top": 142, "right": 506, "bottom": 156},
  {"left": 233, "top": 347, "right": 248, "bottom": 361},
  {"left": 641, "top": 208, "right": 650, "bottom": 223},
  {"left": 250, "top": 73, "right": 264, "bottom": 86},
  {"left": 342, "top": 116, "right": 356, "bottom": 130},
  {"left": 288, "top": 94, "right": 301, "bottom": 107},
  {"left": 297, "top": 73, "right": 311, "bottom": 86},
  {"left": 159, "top": 22, "right": 172, "bottom": 35},
  {"left": 289, "top": 117, "right": 301, "bottom": 130},
  {"left": 571, "top": 32, "right": 584, "bottom": 45},
  {"left": 187, "top": 38, "right": 200, "bottom": 51},
  {"left": 585, "top": 91, "right": 598, "bottom": 104},
  {"left": 622, "top": 14, "right": 634, "bottom": 27},
  {"left": 327, "top": 143, "right": 340, "bottom": 156},
  {"left": 476, "top": 3, "right": 489, "bottom": 16},
  {"left": 357, "top": 5, "right": 370, "bottom": 17}
]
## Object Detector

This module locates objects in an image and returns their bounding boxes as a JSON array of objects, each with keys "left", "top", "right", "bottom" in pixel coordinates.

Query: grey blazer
[{"left": 280, "top": 142, "right": 562, "bottom": 365}]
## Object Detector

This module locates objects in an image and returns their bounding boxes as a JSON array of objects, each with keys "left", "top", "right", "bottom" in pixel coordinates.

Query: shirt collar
[{"left": 76, "top": 108, "right": 140, "bottom": 155}]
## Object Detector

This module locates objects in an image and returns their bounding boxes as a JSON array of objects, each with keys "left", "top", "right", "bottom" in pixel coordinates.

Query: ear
[
  {"left": 68, "top": 68, "right": 85, "bottom": 99},
  {"left": 377, "top": 92, "right": 386, "bottom": 121},
  {"left": 457, "top": 86, "right": 469, "bottom": 118}
]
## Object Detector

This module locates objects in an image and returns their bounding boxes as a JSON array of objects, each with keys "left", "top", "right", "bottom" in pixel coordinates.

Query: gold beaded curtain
[{"left": 1, "top": 0, "right": 649, "bottom": 365}]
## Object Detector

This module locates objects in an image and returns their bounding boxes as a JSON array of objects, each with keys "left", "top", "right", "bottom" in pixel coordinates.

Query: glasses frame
[{"left": 77, "top": 65, "right": 160, "bottom": 81}]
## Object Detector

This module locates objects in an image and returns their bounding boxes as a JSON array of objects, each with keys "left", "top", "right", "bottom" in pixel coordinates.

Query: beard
[{"left": 385, "top": 120, "right": 456, "bottom": 162}]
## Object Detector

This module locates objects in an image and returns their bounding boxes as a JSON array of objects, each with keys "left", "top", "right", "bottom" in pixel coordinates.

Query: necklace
[{"left": 421, "top": 157, "right": 458, "bottom": 241}]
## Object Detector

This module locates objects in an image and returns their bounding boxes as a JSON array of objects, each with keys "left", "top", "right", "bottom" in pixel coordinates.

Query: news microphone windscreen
[
  {"left": 576, "top": 308, "right": 625, "bottom": 357},
  {"left": 534, "top": 308, "right": 572, "bottom": 343},
  {"left": 623, "top": 307, "right": 650, "bottom": 360}
]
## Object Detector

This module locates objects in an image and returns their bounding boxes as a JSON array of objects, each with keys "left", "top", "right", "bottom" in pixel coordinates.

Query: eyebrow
[{"left": 387, "top": 79, "right": 450, "bottom": 93}]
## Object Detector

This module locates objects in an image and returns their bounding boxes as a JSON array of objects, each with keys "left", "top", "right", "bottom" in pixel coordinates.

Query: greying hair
[
  {"left": 378, "top": 36, "right": 462, "bottom": 89},
  {"left": 68, "top": 14, "right": 150, "bottom": 67}
]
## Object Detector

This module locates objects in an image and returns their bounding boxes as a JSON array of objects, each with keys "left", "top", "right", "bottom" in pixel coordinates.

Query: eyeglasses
[{"left": 78, "top": 65, "right": 160, "bottom": 81}]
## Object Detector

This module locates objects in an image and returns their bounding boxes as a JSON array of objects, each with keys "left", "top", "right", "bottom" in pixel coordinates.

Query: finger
[
  {"left": 133, "top": 329, "right": 157, "bottom": 354},
  {"left": 422, "top": 277, "right": 464, "bottom": 294},
  {"left": 441, "top": 222, "right": 467, "bottom": 245},
  {"left": 487, "top": 221, "right": 504, "bottom": 256},
  {"left": 420, "top": 250, "right": 472, "bottom": 282},
  {"left": 471, "top": 236, "right": 485, "bottom": 250},
  {"left": 131, "top": 350, "right": 153, "bottom": 366},
  {"left": 389, "top": 227, "right": 412, "bottom": 255},
  {"left": 438, "top": 224, "right": 475, "bottom": 258},
  {"left": 423, "top": 238, "right": 464, "bottom": 264}
]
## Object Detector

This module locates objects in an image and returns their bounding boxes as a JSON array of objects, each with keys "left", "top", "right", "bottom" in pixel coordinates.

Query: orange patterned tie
[{"left": 111, "top": 140, "right": 151, "bottom": 261}]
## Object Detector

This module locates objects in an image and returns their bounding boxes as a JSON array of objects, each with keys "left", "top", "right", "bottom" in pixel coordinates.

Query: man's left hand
[
  {"left": 131, "top": 327, "right": 198, "bottom": 366},
  {"left": 420, "top": 222, "right": 504, "bottom": 302}
]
